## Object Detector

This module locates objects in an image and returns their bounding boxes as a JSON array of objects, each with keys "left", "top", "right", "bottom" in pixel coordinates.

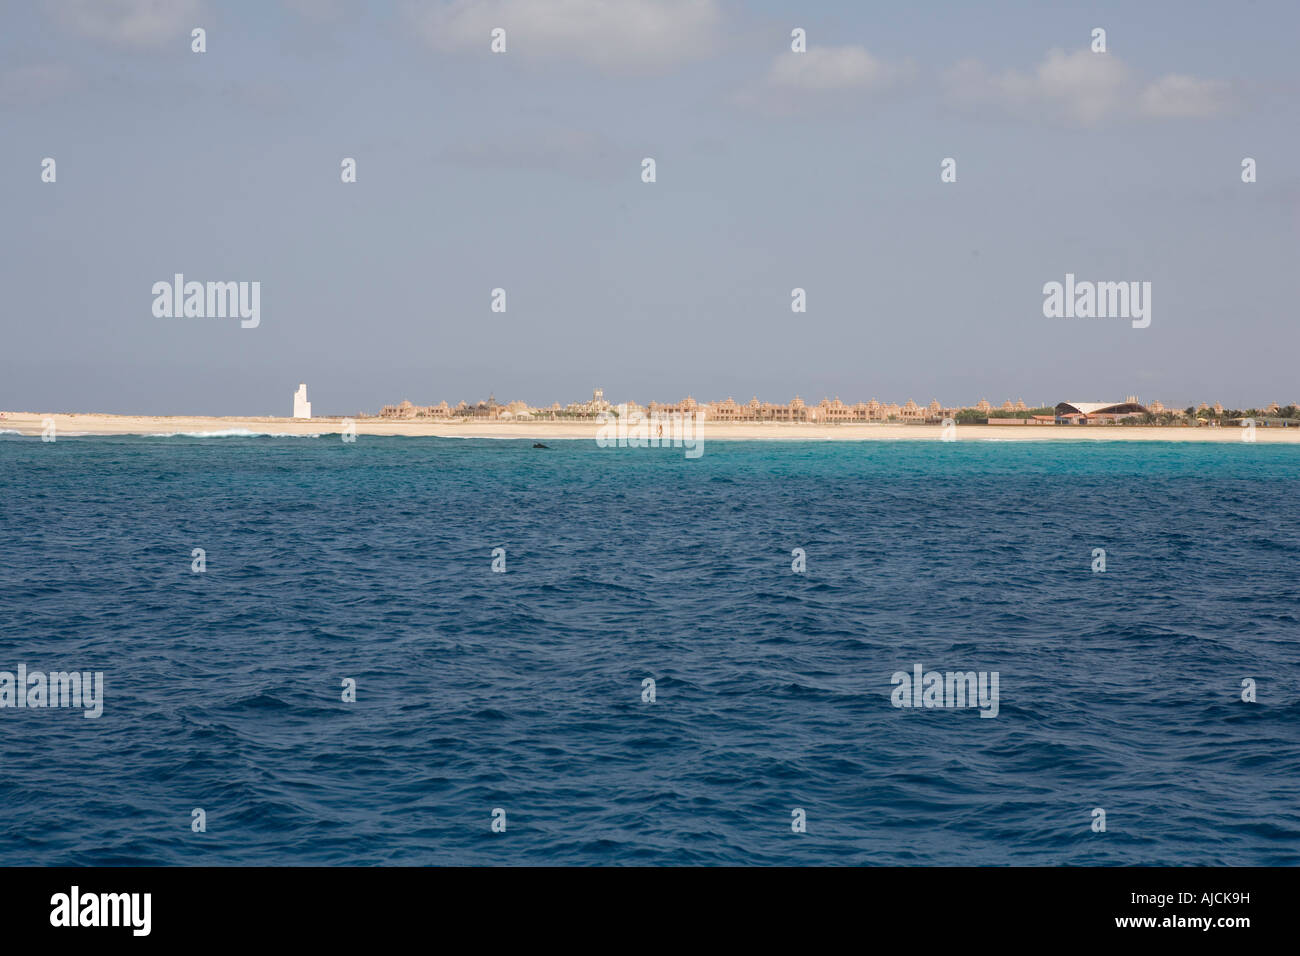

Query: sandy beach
[{"left": 3, "top": 411, "right": 1299, "bottom": 442}]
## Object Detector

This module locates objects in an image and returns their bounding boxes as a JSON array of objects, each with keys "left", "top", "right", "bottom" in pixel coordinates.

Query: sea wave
[
  {"left": 143, "top": 429, "right": 323, "bottom": 438},
  {"left": 1, "top": 439, "right": 1297, "bottom": 866},
  {"left": 0, "top": 429, "right": 94, "bottom": 437}
]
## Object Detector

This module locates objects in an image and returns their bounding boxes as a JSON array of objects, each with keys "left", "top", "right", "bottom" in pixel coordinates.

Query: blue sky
[{"left": 2, "top": 0, "right": 1296, "bottom": 415}]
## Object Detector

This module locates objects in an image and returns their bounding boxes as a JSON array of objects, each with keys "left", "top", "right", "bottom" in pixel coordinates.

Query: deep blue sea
[{"left": 1, "top": 434, "right": 1298, "bottom": 865}]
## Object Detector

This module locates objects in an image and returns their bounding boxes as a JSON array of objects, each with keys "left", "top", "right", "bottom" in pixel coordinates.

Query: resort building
[
  {"left": 690, "top": 396, "right": 957, "bottom": 423},
  {"left": 374, "top": 389, "right": 1272, "bottom": 427},
  {"left": 817, "top": 398, "right": 854, "bottom": 423},
  {"left": 563, "top": 388, "right": 612, "bottom": 417},
  {"left": 700, "top": 396, "right": 814, "bottom": 422},
  {"left": 465, "top": 395, "right": 504, "bottom": 419},
  {"left": 378, "top": 399, "right": 450, "bottom": 419},
  {"left": 707, "top": 397, "right": 741, "bottom": 421},
  {"left": 648, "top": 396, "right": 701, "bottom": 419}
]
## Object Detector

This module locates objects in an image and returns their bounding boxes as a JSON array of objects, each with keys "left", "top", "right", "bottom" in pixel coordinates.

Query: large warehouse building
[{"left": 1054, "top": 399, "right": 1149, "bottom": 423}]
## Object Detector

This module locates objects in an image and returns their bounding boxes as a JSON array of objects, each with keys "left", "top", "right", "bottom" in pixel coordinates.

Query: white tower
[{"left": 293, "top": 383, "right": 312, "bottom": 419}]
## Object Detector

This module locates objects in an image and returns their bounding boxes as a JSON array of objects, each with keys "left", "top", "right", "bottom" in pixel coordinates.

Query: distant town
[{"left": 370, "top": 389, "right": 1300, "bottom": 427}]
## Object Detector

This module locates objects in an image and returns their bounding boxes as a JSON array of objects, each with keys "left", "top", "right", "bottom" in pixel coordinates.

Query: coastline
[{"left": 3, "top": 411, "right": 1299, "bottom": 442}]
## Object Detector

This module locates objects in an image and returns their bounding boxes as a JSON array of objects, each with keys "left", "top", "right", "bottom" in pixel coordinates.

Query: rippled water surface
[{"left": 1, "top": 435, "right": 1298, "bottom": 865}]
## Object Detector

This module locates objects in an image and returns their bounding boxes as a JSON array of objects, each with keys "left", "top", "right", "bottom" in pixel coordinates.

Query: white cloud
[
  {"left": 42, "top": 0, "right": 201, "bottom": 47},
  {"left": 766, "top": 46, "right": 909, "bottom": 92},
  {"left": 945, "top": 49, "right": 1130, "bottom": 125},
  {"left": 944, "top": 48, "right": 1230, "bottom": 125},
  {"left": 407, "top": 0, "right": 721, "bottom": 72},
  {"left": 1137, "top": 74, "right": 1231, "bottom": 118}
]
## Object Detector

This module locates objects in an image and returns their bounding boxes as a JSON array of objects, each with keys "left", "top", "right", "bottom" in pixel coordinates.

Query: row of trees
[
  {"left": 958, "top": 406, "right": 1299, "bottom": 426},
  {"left": 1178, "top": 405, "right": 1299, "bottom": 421},
  {"left": 954, "top": 407, "right": 1055, "bottom": 423},
  {"left": 1113, "top": 406, "right": 1299, "bottom": 426}
]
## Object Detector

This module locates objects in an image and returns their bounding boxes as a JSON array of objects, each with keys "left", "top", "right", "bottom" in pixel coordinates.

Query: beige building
[
  {"left": 374, "top": 389, "right": 1144, "bottom": 425},
  {"left": 379, "top": 399, "right": 451, "bottom": 419},
  {"left": 565, "top": 387, "right": 612, "bottom": 417}
]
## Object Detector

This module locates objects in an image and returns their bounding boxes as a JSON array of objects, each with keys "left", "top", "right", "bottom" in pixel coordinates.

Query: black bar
[{"left": 0, "top": 866, "right": 1270, "bottom": 942}]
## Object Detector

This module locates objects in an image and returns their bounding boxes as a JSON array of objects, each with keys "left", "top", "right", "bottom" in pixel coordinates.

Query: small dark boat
[{"left": 533, "top": 442, "right": 549, "bottom": 449}]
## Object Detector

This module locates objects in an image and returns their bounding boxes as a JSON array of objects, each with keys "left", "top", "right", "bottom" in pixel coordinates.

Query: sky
[{"left": 2, "top": 0, "right": 1297, "bottom": 416}]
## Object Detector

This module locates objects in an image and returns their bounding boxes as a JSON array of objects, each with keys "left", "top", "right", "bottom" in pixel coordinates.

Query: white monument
[{"left": 293, "top": 383, "right": 312, "bottom": 419}]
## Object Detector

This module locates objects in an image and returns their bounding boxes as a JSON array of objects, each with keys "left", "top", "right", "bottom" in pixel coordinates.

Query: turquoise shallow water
[{"left": 1, "top": 435, "right": 1298, "bottom": 864}]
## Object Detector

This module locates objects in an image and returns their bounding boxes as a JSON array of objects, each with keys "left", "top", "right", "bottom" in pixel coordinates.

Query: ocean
[{"left": 1, "top": 434, "right": 1297, "bottom": 865}]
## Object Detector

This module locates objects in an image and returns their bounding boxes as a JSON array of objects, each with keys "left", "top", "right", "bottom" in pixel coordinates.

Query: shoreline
[{"left": 3, "top": 412, "right": 1299, "bottom": 443}]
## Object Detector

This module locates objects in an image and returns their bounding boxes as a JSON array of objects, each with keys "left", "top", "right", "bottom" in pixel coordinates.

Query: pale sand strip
[{"left": 3, "top": 412, "right": 1299, "bottom": 443}]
